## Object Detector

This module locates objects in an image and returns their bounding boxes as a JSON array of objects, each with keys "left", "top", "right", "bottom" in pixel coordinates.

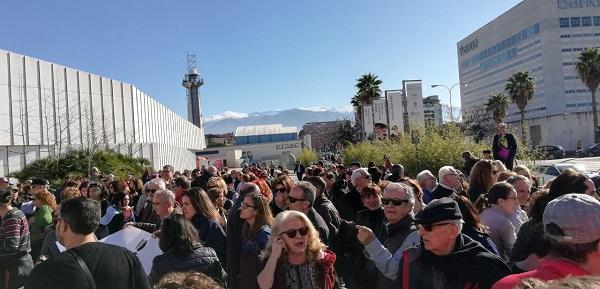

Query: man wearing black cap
[{"left": 357, "top": 197, "right": 509, "bottom": 289}]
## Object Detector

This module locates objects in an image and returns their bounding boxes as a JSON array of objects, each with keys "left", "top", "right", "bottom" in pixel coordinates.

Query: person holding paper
[{"left": 25, "top": 197, "right": 150, "bottom": 289}]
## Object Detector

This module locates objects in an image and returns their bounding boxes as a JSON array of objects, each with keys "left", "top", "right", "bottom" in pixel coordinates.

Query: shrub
[
  {"left": 296, "top": 148, "right": 318, "bottom": 166},
  {"left": 343, "top": 124, "right": 487, "bottom": 177},
  {"left": 10, "top": 149, "right": 149, "bottom": 185}
]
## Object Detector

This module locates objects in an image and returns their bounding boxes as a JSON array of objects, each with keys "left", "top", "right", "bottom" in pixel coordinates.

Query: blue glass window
[
  {"left": 582, "top": 17, "right": 592, "bottom": 26},
  {"left": 594, "top": 16, "right": 600, "bottom": 26},
  {"left": 560, "top": 18, "right": 570, "bottom": 27},
  {"left": 533, "top": 23, "right": 540, "bottom": 33},
  {"left": 571, "top": 17, "right": 580, "bottom": 27}
]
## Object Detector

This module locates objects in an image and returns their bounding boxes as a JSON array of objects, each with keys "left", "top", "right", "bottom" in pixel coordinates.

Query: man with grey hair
[
  {"left": 135, "top": 178, "right": 167, "bottom": 217},
  {"left": 130, "top": 189, "right": 177, "bottom": 233},
  {"left": 431, "top": 166, "right": 463, "bottom": 200},
  {"left": 358, "top": 197, "right": 510, "bottom": 289},
  {"left": 416, "top": 170, "right": 437, "bottom": 204},
  {"left": 288, "top": 181, "right": 331, "bottom": 245},
  {"left": 358, "top": 182, "right": 418, "bottom": 289},
  {"left": 506, "top": 175, "right": 530, "bottom": 232},
  {"left": 338, "top": 168, "right": 370, "bottom": 221}
]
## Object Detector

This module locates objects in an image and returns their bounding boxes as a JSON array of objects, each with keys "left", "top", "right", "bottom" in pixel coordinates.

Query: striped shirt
[{"left": 0, "top": 208, "right": 31, "bottom": 257}]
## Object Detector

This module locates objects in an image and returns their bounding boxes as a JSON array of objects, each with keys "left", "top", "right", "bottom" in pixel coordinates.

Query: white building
[
  {"left": 457, "top": 0, "right": 600, "bottom": 150},
  {"left": 423, "top": 95, "right": 443, "bottom": 126},
  {"left": 403, "top": 80, "right": 426, "bottom": 131},
  {"left": 0, "top": 49, "right": 205, "bottom": 175}
]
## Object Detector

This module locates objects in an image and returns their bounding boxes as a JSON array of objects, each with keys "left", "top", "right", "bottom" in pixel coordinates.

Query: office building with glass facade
[{"left": 457, "top": 0, "right": 600, "bottom": 149}]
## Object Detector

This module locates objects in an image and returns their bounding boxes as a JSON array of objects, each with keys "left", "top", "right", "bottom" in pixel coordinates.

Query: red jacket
[{"left": 492, "top": 258, "right": 588, "bottom": 289}]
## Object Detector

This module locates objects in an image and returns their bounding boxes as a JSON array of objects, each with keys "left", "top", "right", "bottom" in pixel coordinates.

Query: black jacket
[
  {"left": 313, "top": 194, "right": 341, "bottom": 239},
  {"left": 431, "top": 185, "right": 456, "bottom": 200},
  {"left": 148, "top": 244, "right": 226, "bottom": 286},
  {"left": 492, "top": 133, "right": 517, "bottom": 169},
  {"left": 356, "top": 207, "right": 386, "bottom": 238},
  {"left": 337, "top": 187, "right": 365, "bottom": 221},
  {"left": 190, "top": 214, "right": 227, "bottom": 266},
  {"left": 306, "top": 207, "right": 331, "bottom": 245},
  {"left": 397, "top": 234, "right": 510, "bottom": 289}
]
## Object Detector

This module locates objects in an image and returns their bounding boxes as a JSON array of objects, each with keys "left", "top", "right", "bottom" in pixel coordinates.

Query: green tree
[
  {"left": 575, "top": 48, "right": 600, "bottom": 142},
  {"left": 485, "top": 93, "right": 509, "bottom": 124},
  {"left": 505, "top": 71, "right": 536, "bottom": 143}
]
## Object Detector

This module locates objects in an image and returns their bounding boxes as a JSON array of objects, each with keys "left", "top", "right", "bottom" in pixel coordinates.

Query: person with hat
[
  {"left": 492, "top": 193, "right": 600, "bottom": 289},
  {"left": 357, "top": 197, "right": 510, "bottom": 289}
]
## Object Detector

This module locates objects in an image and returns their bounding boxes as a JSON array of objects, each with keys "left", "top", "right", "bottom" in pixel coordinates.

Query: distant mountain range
[{"left": 204, "top": 106, "right": 355, "bottom": 134}]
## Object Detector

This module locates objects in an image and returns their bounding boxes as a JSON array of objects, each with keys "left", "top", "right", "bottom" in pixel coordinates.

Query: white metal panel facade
[{"left": 0, "top": 49, "right": 205, "bottom": 175}]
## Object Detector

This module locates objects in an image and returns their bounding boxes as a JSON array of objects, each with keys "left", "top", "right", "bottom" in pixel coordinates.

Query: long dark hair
[
  {"left": 469, "top": 160, "right": 496, "bottom": 202},
  {"left": 242, "top": 192, "right": 274, "bottom": 239},
  {"left": 455, "top": 195, "right": 488, "bottom": 233},
  {"left": 475, "top": 182, "right": 515, "bottom": 212},
  {"left": 531, "top": 169, "right": 588, "bottom": 222},
  {"left": 182, "top": 188, "right": 225, "bottom": 226},
  {"left": 159, "top": 214, "right": 199, "bottom": 257}
]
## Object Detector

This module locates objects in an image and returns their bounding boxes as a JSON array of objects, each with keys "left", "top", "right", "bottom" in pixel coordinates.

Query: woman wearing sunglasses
[
  {"left": 257, "top": 210, "right": 338, "bottom": 289},
  {"left": 239, "top": 192, "right": 274, "bottom": 289},
  {"left": 270, "top": 175, "right": 293, "bottom": 217},
  {"left": 467, "top": 159, "right": 499, "bottom": 203}
]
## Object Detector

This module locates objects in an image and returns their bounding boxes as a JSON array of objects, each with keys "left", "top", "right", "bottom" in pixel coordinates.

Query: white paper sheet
[{"left": 99, "top": 226, "right": 162, "bottom": 275}]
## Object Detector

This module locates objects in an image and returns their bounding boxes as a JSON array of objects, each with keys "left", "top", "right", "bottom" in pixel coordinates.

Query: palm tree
[
  {"left": 351, "top": 73, "right": 383, "bottom": 139},
  {"left": 575, "top": 48, "right": 600, "bottom": 142},
  {"left": 485, "top": 93, "right": 509, "bottom": 124},
  {"left": 355, "top": 73, "right": 383, "bottom": 104},
  {"left": 505, "top": 71, "right": 536, "bottom": 143}
]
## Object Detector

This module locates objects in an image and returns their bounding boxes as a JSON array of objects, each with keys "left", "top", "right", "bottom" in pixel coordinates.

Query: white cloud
[
  {"left": 298, "top": 106, "right": 354, "bottom": 113},
  {"left": 205, "top": 111, "right": 248, "bottom": 122},
  {"left": 331, "top": 105, "right": 354, "bottom": 113}
]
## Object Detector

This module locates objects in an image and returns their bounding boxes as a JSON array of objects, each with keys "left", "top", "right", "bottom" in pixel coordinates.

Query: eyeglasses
[
  {"left": 274, "top": 188, "right": 287, "bottom": 194},
  {"left": 146, "top": 189, "right": 157, "bottom": 193},
  {"left": 288, "top": 196, "right": 307, "bottom": 203},
  {"left": 241, "top": 202, "right": 255, "bottom": 209},
  {"left": 381, "top": 198, "right": 410, "bottom": 206},
  {"left": 421, "top": 223, "right": 452, "bottom": 232},
  {"left": 280, "top": 226, "right": 309, "bottom": 238},
  {"left": 491, "top": 170, "right": 499, "bottom": 175},
  {"left": 505, "top": 197, "right": 518, "bottom": 200}
]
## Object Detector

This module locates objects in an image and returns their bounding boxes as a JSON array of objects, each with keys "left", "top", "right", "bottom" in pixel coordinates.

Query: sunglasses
[
  {"left": 421, "top": 222, "right": 451, "bottom": 232},
  {"left": 381, "top": 198, "right": 410, "bottom": 206},
  {"left": 280, "top": 226, "right": 309, "bottom": 238},
  {"left": 288, "top": 196, "right": 307, "bottom": 203},
  {"left": 274, "top": 188, "right": 287, "bottom": 194},
  {"left": 491, "top": 170, "right": 499, "bottom": 175}
]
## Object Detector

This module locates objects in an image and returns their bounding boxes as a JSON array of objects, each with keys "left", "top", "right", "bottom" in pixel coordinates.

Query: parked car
[
  {"left": 532, "top": 162, "right": 598, "bottom": 185},
  {"left": 536, "top": 145, "right": 566, "bottom": 159},
  {"left": 576, "top": 144, "right": 600, "bottom": 157}
]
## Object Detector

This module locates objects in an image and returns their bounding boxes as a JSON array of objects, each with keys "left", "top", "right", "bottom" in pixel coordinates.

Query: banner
[
  {"left": 386, "top": 91, "right": 404, "bottom": 137},
  {"left": 373, "top": 99, "right": 389, "bottom": 140}
]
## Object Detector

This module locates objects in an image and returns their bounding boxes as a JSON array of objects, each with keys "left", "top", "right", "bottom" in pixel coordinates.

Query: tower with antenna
[{"left": 182, "top": 53, "right": 204, "bottom": 128}]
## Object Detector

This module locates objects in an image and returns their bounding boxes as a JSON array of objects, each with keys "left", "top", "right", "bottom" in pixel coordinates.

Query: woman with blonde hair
[{"left": 257, "top": 210, "right": 337, "bottom": 289}]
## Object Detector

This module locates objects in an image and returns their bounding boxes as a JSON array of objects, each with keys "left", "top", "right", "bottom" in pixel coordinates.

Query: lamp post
[{"left": 431, "top": 82, "right": 467, "bottom": 122}]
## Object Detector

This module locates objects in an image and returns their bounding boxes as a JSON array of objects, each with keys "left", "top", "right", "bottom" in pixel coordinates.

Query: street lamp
[{"left": 431, "top": 82, "right": 467, "bottom": 122}]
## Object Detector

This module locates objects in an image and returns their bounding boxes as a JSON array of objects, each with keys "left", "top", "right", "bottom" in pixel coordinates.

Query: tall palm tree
[
  {"left": 485, "top": 93, "right": 509, "bottom": 124},
  {"left": 351, "top": 73, "right": 383, "bottom": 139},
  {"left": 575, "top": 48, "right": 600, "bottom": 142},
  {"left": 505, "top": 71, "right": 536, "bottom": 143},
  {"left": 355, "top": 73, "right": 383, "bottom": 104}
]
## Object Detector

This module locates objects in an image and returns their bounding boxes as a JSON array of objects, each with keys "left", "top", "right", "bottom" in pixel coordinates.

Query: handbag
[
  {"left": 69, "top": 249, "right": 97, "bottom": 289},
  {"left": 498, "top": 147, "right": 510, "bottom": 160}
]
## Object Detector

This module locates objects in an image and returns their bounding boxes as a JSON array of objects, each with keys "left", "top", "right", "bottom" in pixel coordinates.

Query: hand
[
  {"left": 123, "top": 222, "right": 134, "bottom": 229},
  {"left": 151, "top": 230, "right": 160, "bottom": 239},
  {"left": 356, "top": 225, "right": 375, "bottom": 245},
  {"left": 448, "top": 178, "right": 463, "bottom": 193},
  {"left": 271, "top": 237, "right": 286, "bottom": 259}
]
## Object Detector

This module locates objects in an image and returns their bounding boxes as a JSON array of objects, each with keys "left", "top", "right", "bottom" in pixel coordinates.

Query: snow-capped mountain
[{"left": 203, "top": 106, "right": 354, "bottom": 134}]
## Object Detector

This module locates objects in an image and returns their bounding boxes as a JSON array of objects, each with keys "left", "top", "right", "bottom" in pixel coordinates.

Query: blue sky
[{"left": 1, "top": 0, "right": 521, "bottom": 119}]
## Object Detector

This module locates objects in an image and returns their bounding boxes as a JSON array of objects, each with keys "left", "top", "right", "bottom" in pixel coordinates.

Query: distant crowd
[{"left": 1, "top": 123, "right": 600, "bottom": 289}]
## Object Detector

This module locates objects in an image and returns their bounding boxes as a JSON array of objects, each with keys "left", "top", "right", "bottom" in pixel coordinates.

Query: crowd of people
[{"left": 1, "top": 124, "right": 600, "bottom": 289}]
